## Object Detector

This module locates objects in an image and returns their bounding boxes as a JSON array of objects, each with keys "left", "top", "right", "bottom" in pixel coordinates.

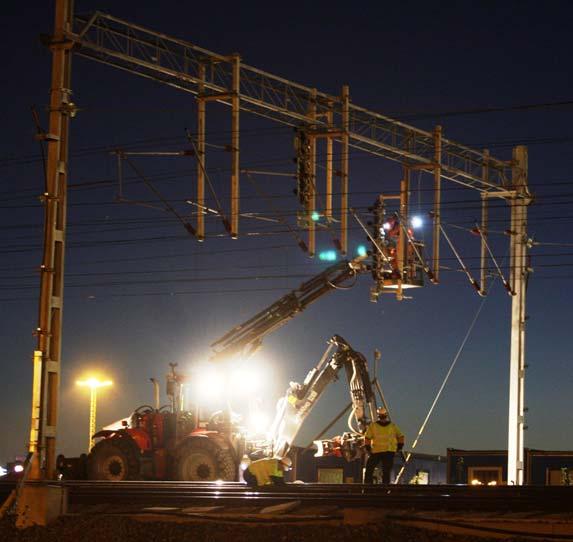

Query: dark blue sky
[{"left": 2, "top": 1, "right": 573, "bottom": 465}]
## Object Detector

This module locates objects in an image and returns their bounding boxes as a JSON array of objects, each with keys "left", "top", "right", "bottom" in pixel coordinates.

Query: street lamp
[{"left": 77, "top": 377, "right": 112, "bottom": 452}]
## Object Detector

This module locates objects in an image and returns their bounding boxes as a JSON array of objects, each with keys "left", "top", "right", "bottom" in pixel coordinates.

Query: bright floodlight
[
  {"left": 192, "top": 364, "right": 225, "bottom": 401},
  {"left": 0, "top": 466, "right": 6, "bottom": 477},
  {"left": 77, "top": 377, "right": 113, "bottom": 389},
  {"left": 411, "top": 215, "right": 423, "bottom": 229},
  {"left": 382, "top": 221, "right": 392, "bottom": 231},
  {"left": 247, "top": 411, "right": 270, "bottom": 436},
  {"left": 13, "top": 464, "right": 24, "bottom": 473},
  {"left": 231, "top": 361, "right": 266, "bottom": 394}
]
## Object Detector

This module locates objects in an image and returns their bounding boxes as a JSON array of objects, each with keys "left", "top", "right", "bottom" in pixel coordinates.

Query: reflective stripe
[{"left": 364, "top": 422, "right": 403, "bottom": 453}]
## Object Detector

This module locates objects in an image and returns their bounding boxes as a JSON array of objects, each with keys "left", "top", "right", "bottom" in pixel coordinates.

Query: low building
[
  {"left": 292, "top": 446, "right": 447, "bottom": 484},
  {"left": 447, "top": 448, "right": 573, "bottom": 485}
]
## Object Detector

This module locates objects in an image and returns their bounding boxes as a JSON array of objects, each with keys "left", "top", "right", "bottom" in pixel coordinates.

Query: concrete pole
[
  {"left": 33, "top": 0, "right": 74, "bottom": 480},
  {"left": 507, "top": 145, "right": 529, "bottom": 485}
]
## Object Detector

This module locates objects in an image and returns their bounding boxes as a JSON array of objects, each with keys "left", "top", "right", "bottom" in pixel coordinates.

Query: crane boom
[
  {"left": 209, "top": 258, "right": 366, "bottom": 363},
  {"left": 269, "top": 335, "right": 376, "bottom": 458}
]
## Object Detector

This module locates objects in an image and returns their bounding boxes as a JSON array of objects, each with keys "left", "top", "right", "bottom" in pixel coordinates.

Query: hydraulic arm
[
  {"left": 209, "top": 258, "right": 366, "bottom": 363},
  {"left": 269, "top": 335, "right": 377, "bottom": 458}
]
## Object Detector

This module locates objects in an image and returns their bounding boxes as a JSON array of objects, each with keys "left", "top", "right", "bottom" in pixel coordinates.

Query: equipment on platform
[{"left": 367, "top": 195, "right": 426, "bottom": 302}]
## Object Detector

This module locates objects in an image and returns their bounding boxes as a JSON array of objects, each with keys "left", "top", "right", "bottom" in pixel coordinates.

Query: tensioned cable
[
  {"left": 474, "top": 223, "right": 513, "bottom": 295},
  {"left": 123, "top": 156, "right": 197, "bottom": 237},
  {"left": 245, "top": 171, "right": 308, "bottom": 253},
  {"left": 394, "top": 278, "right": 496, "bottom": 484},
  {"left": 187, "top": 132, "right": 232, "bottom": 235},
  {"left": 394, "top": 297, "right": 489, "bottom": 483},
  {"left": 440, "top": 224, "right": 483, "bottom": 295}
]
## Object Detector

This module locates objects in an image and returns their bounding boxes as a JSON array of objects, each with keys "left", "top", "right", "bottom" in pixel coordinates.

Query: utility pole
[
  {"left": 30, "top": 0, "right": 74, "bottom": 481},
  {"left": 507, "top": 145, "right": 530, "bottom": 485}
]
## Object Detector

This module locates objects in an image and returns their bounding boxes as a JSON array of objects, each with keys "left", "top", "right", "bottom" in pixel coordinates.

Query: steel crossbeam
[{"left": 70, "top": 12, "right": 512, "bottom": 195}]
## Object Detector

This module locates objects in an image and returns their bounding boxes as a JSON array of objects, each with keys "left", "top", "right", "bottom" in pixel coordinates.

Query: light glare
[
  {"left": 411, "top": 215, "right": 423, "bottom": 229},
  {"left": 192, "top": 364, "right": 224, "bottom": 401},
  {"left": 77, "top": 377, "right": 113, "bottom": 389},
  {"left": 247, "top": 411, "right": 270, "bottom": 436},
  {"left": 318, "top": 250, "right": 337, "bottom": 262}
]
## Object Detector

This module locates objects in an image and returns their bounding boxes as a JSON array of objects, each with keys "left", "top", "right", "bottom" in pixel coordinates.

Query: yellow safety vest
[
  {"left": 248, "top": 458, "right": 283, "bottom": 486},
  {"left": 364, "top": 422, "right": 404, "bottom": 453}
]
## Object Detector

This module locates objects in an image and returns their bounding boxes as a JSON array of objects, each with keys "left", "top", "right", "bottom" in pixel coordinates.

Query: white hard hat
[{"left": 279, "top": 456, "right": 292, "bottom": 470}]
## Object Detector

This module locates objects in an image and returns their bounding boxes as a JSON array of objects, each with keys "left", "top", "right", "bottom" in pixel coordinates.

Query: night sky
[{"left": 2, "top": 1, "right": 573, "bottom": 466}]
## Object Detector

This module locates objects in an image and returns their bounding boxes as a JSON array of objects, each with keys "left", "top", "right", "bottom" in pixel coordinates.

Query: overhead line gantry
[{"left": 30, "top": 1, "right": 530, "bottom": 497}]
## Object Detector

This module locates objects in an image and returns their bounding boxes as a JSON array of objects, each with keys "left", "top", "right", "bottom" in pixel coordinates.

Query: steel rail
[{"left": 3, "top": 481, "right": 571, "bottom": 512}]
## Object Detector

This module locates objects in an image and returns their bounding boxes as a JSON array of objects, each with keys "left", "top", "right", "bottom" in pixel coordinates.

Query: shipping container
[{"left": 293, "top": 447, "right": 446, "bottom": 484}]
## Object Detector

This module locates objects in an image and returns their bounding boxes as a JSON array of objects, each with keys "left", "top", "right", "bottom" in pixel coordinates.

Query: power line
[
  {"left": 0, "top": 243, "right": 296, "bottom": 271},
  {"left": 0, "top": 273, "right": 315, "bottom": 292},
  {"left": 388, "top": 99, "right": 573, "bottom": 121},
  {"left": 2, "top": 256, "right": 569, "bottom": 291},
  {"left": 0, "top": 285, "right": 293, "bottom": 303}
]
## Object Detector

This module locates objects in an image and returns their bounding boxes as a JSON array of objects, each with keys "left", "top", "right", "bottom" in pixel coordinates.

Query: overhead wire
[
  {"left": 394, "top": 267, "right": 499, "bottom": 483},
  {"left": 0, "top": 286, "right": 295, "bottom": 303},
  {"left": 3, "top": 256, "right": 570, "bottom": 292}
]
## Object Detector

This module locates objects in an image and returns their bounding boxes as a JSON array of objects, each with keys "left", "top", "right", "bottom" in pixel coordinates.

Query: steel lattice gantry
[
  {"left": 68, "top": 12, "right": 517, "bottom": 251},
  {"left": 32, "top": 5, "right": 530, "bottom": 485}
]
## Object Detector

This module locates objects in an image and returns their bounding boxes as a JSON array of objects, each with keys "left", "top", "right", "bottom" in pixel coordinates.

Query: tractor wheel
[
  {"left": 87, "top": 438, "right": 141, "bottom": 481},
  {"left": 175, "top": 438, "right": 236, "bottom": 481}
]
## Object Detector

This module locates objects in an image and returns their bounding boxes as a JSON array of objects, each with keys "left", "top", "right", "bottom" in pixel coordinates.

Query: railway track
[{"left": 2, "top": 480, "right": 572, "bottom": 512}]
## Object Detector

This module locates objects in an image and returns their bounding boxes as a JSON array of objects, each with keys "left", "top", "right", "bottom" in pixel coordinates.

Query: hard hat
[
  {"left": 279, "top": 456, "right": 292, "bottom": 470},
  {"left": 377, "top": 407, "right": 389, "bottom": 417}
]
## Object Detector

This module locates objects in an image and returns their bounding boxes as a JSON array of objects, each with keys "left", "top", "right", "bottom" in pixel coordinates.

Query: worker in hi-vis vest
[
  {"left": 243, "top": 456, "right": 292, "bottom": 487},
  {"left": 363, "top": 407, "right": 405, "bottom": 484}
]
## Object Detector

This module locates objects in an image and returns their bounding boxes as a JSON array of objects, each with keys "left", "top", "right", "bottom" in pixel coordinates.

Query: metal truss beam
[{"left": 69, "top": 12, "right": 512, "bottom": 196}]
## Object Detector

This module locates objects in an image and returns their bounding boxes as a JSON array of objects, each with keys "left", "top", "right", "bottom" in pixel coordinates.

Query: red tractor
[
  {"left": 59, "top": 364, "right": 245, "bottom": 481},
  {"left": 58, "top": 259, "right": 374, "bottom": 481}
]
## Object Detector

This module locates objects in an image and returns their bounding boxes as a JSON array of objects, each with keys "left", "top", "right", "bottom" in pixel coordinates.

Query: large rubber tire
[
  {"left": 175, "top": 438, "right": 236, "bottom": 481},
  {"left": 87, "top": 438, "right": 141, "bottom": 481}
]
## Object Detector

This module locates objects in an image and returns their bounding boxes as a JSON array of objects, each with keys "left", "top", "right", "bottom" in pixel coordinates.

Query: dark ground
[{"left": 0, "top": 515, "right": 536, "bottom": 542}]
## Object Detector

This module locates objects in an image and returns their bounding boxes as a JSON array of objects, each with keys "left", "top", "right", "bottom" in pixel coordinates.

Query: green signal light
[
  {"left": 356, "top": 245, "right": 367, "bottom": 257},
  {"left": 311, "top": 211, "right": 321, "bottom": 222},
  {"left": 318, "top": 250, "right": 337, "bottom": 262}
]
